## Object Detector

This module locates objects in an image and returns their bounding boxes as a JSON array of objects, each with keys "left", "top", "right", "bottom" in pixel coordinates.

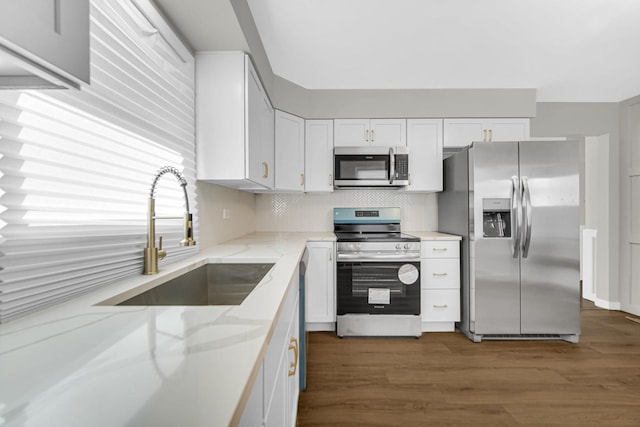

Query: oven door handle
[{"left": 336, "top": 253, "right": 421, "bottom": 262}]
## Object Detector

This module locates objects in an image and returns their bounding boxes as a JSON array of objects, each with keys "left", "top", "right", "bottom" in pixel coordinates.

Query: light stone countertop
[
  {"left": 406, "top": 231, "right": 462, "bottom": 240},
  {"left": 0, "top": 232, "right": 335, "bottom": 427}
]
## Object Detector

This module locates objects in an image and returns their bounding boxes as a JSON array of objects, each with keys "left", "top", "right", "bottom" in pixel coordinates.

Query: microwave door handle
[{"left": 389, "top": 147, "right": 395, "bottom": 184}]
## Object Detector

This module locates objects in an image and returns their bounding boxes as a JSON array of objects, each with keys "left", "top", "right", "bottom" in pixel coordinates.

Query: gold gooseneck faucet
[{"left": 143, "top": 166, "right": 196, "bottom": 275}]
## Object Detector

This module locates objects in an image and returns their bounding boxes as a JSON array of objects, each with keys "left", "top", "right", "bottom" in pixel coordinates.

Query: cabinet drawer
[
  {"left": 421, "top": 259, "right": 460, "bottom": 289},
  {"left": 421, "top": 240, "right": 459, "bottom": 259},
  {"left": 421, "top": 289, "right": 460, "bottom": 322}
]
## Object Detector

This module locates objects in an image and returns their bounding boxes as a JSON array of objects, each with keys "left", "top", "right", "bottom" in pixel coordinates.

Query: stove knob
[
  {"left": 404, "top": 243, "right": 410, "bottom": 250},
  {"left": 356, "top": 243, "right": 361, "bottom": 250},
  {"left": 349, "top": 243, "right": 355, "bottom": 251},
  {"left": 395, "top": 243, "right": 402, "bottom": 250}
]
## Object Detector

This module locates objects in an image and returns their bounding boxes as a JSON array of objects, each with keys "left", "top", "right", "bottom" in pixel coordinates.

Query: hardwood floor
[{"left": 297, "top": 302, "right": 640, "bottom": 426}]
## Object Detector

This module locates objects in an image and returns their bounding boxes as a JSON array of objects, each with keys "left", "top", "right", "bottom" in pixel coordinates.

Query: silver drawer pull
[
  {"left": 432, "top": 272, "right": 448, "bottom": 277},
  {"left": 433, "top": 304, "right": 449, "bottom": 309},
  {"left": 432, "top": 248, "right": 448, "bottom": 252}
]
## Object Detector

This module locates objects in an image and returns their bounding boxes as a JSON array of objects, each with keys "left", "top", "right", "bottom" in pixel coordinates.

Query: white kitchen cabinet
[
  {"left": 406, "top": 119, "right": 443, "bottom": 192},
  {"left": 196, "top": 52, "right": 275, "bottom": 190},
  {"left": 305, "top": 242, "right": 336, "bottom": 331},
  {"left": 264, "top": 291, "right": 300, "bottom": 427},
  {"left": 241, "top": 276, "right": 300, "bottom": 427},
  {"left": 334, "top": 118, "right": 406, "bottom": 147},
  {"left": 275, "top": 110, "right": 305, "bottom": 192},
  {"left": 443, "top": 118, "right": 530, "bottom": 150},
  {"left": 304, "top": 120, "right": 334, "bottom": 192},
  {"left": 0, "top": 0, "right": 90, "bottom": 89},
  {"left": 421, "top": 240, "right": 460, "bottom": 332}
]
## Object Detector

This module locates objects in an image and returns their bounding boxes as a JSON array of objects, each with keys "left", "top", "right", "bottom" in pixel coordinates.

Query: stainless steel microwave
[{"left": 334, "top": 146, "right": 409, "bottom": 188}]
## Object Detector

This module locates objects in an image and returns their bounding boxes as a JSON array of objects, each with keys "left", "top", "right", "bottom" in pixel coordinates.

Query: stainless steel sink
[{"left": 116, "top": 263, "right": 274, "bottom": 306}]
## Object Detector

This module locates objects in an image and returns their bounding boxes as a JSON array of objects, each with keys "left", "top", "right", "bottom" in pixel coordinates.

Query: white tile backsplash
[{"left": 256, "top": 190, "right": 438, "bottom": 232}]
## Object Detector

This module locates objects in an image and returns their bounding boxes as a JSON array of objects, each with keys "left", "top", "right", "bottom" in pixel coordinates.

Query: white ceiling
[{"left": 157, "top": 0, "right": 640, "bottom": 102}]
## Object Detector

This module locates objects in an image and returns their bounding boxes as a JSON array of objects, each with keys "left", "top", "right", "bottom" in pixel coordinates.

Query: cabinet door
[
  {"left": 305, "top": 242, "right": 336, "bottom": 324},
  {"left": 287, "top": 299, "right": 300, "bottom": 426},
  {"left": 305, "top": 120, "right": 334, "bottom": 192},
  {"left": 406, "top": 119, "right": 442, "bottom": 192},
  {"left": 334, "top": 119, "right": 369, "bottom": 146},
  {"left": 0, "top": 0, "right": 89, "bottom": 86},
  {"left": 485, "top": 118, "right": 530, "bottom": 142},
  {"left": 247, "top": 60, "right": 274, "bottom": 189},
  {"left": 443, "top": 119, "right": 485, "bottom": 148},
  {"left": 275, "top": 110, "right": 305, "bottom": 192},
  {"left": 370, "top": 119, "right": 406, "bottom": 147}
]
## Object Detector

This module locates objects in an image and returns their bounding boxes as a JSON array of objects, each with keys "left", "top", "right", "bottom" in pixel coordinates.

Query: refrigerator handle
[
  {"left": 522, "top": 176, "right": 533, "bottom": 258},
  {"left": 511, "top": 176, "right": 521, "bottom": 258}
]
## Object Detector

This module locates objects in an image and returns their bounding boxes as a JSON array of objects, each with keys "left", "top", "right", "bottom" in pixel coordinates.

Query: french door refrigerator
[{"left": 439, "top": 140, "right": 580, "bottom": 343}]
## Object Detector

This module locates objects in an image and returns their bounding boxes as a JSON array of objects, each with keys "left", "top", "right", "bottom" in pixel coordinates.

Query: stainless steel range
[{"left": 334, "top": 207, "right": 421, "bottom": 337}]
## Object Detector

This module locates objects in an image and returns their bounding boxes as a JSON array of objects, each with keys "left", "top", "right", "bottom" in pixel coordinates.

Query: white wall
[{"left": 256, "top": 191, "right": 437, "bottom": 232}]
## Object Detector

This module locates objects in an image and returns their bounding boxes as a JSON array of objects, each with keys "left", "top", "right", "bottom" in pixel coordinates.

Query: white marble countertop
[
  {"left": 0, "top": 232, "right": 335, "bottom": 427},
  {"left": 406, "top": 231, "right": 462, "bottom": 240}
]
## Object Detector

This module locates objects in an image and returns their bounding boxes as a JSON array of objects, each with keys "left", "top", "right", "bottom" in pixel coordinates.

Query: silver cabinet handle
[
  {"left": 432, "top": 247, "right": 448, "bottom": 252},
  {"left": 329, "top": 249, "right": 332, "bottom": 262},
  {"left": 433, "top": 304, "right": 448, "bottom": 309},
  {"left": 432, "top": 272, "right": 448, "bottom": 277},
  {"left": 483, "top": 129, "right": 487, "bottom": 142},
  {"left": 488, "top": 129, "right": 493, "bottom": 142},
  {"left": 371, "top": 129, "right": 375, "bottom": 142},
  {"left": 365, "top": 129, "right": 369, "bottom": 142},
  {"left": 329, "top": 173, "right": 333, "bottom": 186},
  {"left": 262, "top": 162, "right": 268, "bottom": 179},
  {"left": 300, "top": 173, "right": 305, "bottom": 186}
]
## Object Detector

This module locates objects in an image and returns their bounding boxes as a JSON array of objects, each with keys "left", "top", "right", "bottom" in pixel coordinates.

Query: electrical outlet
[{"left": 222, "top": 208, "right": 231, "bottom": 220}]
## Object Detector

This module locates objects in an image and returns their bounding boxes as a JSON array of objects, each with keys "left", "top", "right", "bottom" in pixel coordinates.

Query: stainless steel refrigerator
[{"left": 439, "top": 140, "right": 580, "bottom": 343}]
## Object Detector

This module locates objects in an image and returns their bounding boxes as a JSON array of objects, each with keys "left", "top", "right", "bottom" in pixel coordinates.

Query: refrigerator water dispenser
[{"left": 482, "top": 198, "right": 511, "bottom": 238}]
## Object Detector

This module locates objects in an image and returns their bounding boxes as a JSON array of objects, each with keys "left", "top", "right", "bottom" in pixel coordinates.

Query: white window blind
[{"left": 0, "top": 0, "right": 198, "bottom": 323}]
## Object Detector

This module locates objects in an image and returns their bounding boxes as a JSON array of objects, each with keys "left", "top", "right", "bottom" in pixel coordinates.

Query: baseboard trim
[{"left": 593, "top": 298, "right": 621, "bottom": 310}]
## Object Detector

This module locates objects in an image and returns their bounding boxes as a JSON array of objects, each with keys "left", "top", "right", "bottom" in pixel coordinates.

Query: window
[{"left": 0, "top": 0, "right": 197, "bottom": 323}]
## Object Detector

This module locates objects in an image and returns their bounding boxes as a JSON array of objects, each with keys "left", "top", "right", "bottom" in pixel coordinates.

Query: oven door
[{"left": 336, "top": 261, "right": 420, "bottom": 315}]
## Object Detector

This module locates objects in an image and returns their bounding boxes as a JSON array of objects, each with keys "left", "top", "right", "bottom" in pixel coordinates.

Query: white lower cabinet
[
  {"left": 239, "top": 279, "right": 300, "bottom": 427},
  {"left": 421, "top": 240, "right": 461, "bottom": 332},
  {"left": 305, "top": 242, "right": 336, "bottom": 331}
]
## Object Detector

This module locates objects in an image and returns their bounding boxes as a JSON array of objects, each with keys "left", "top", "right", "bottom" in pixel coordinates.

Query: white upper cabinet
[
  {"left": 275, "top": 110, "right": 305, "bottom": 192},
  {"left": 444, "top": 118, "right": 530, "bottom": 149},
  {"left": 0, "top": 0, "right": 90, "bottom": 89},
  {"left": 406, "top": 119, "right": 443, "bottom": 192},
  {"left": 305, "top": 120, "right": 334, "bottom": 193},
  {"left": 196, "top": 52, "right": 275, "bottom": 191},
  {"left": 334, "top": 118, "right": 406, "bottom": 147}
]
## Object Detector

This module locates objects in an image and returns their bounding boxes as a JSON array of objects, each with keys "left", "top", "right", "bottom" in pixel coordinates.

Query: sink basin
[{"left": 116, "top": 263, "right": 274, "bottom": 306}]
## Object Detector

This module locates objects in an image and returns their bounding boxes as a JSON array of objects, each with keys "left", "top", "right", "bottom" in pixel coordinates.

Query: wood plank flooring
[{"left": 297, "top": 302, "right": 640, "bottom": 426}]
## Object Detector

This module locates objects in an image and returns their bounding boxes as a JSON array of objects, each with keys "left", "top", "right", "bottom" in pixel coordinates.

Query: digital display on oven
[{"left": 355, "top": 210, "right": 379, "bottom": 217}]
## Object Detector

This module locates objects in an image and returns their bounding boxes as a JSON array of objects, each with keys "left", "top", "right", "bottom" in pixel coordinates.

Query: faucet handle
[{"left": 158, "top": 236, "right": 167, "bottom": 260}]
